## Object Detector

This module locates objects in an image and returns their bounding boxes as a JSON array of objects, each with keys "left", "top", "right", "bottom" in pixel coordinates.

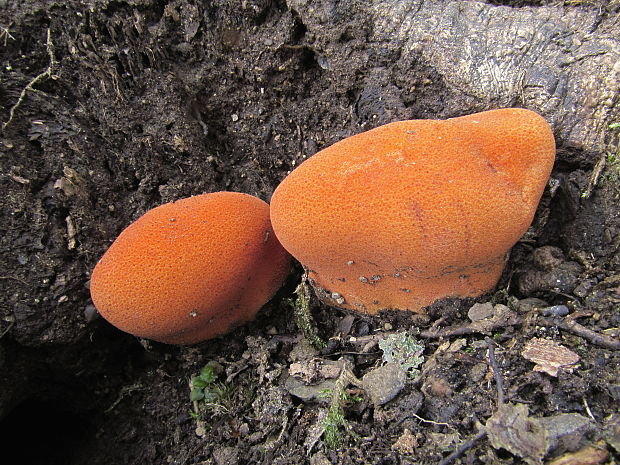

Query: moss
[{"left": 288, "top": 278, "right": 326, "bottom": 350}]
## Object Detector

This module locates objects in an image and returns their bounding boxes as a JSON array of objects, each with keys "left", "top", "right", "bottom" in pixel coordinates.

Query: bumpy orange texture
[
  {"left": 90, "top": 192, "right": 291, "bottom": 344},
  {"left": 270, "top": 108, "right": 555, "bottom": 314}
]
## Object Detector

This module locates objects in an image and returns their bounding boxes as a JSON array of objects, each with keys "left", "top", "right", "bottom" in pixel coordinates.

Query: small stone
[
  {"left": 362, "top": 363, "right": 407, "bottom": 406},
  {"left": 468, "top": 302, "right": 495, "bottom": 321},
  {"left": 541, "top": 305, "right": 570, "bottom": 317},
  {"left": 83, "top": 304, "right": 99, "bottom": 322},
  {"left": 330, "top": 292, "right": 345, "bottom": 305},
  {"left": 338, "top": 314, "right": 356, "bottom": 335},
  {"left": 573, "top": 280, "right": 594, "bottom": 298}
]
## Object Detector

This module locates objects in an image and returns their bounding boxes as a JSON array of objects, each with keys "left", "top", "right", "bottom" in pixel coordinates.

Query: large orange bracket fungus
[
  {"left": 270, "top": 108, "right": 555, "bottom": 314},
  {"left": 90, "top": 192, "right": 291, "bottom": 344}
]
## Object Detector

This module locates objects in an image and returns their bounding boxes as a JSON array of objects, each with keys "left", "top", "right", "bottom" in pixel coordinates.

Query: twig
[
  {"left": 427, "top": 315, "right": 448, "bottom": 333},
  {"left": 104, "top": 382, "right": 143, "bottom": 413},
  {"left": 540, "top": 316, "right": 620, "bottom": 350},
  {"left": 438, "top": 429, "right": 488, "bottom": 465},
  {"left": 0, "top": 318, "right": 15, "bottom": 340},
  {"left": 420, "top": 315, "right": 522, "bottom": 339},
  {"left": 0, "top": 23, "right": 15, "bottom": 46},
  {"left": 485, "top": 338, "right": 505, "bottom": 406},
  {"left": 582, "top": 397, "right": 596, "bottom": 422},
  {"left": 421, "top": 325, "right": 482, "bottom": 338},
  {"left": 2, "top": 28, "right": 57, "bottom": 131},
  {"left": 0, "top": 275, "right": 29, "bottom": 286}
]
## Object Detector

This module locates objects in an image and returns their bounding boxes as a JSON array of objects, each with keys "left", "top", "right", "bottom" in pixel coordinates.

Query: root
[
  {"left": 2, "top": 28, "right": 57, "bottom": 131},
  {"left": 540, "top": 316, "right": 620, "bottom": 351}
]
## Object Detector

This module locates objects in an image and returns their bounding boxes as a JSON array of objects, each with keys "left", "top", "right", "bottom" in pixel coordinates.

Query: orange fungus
[
  {"left": 90, "top": 192, "right": 291, "bottom": 344},
  {"left": 270, "top": 108, "right": 555, "bottom": 314}
]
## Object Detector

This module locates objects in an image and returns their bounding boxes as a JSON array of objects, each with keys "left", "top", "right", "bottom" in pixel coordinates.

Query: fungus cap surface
[
  {"left": 270, "top": 108, "right": 555, "bottom": 314},
  {"left": 90, "top": 192, "right": 291, "bottom": 344}
]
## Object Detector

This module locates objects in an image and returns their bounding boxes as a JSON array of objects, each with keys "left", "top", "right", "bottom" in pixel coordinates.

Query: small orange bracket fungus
[
  {"left": 270, "top": 108, "right": 555, "bottom": 314},
  {"left": 90, "top": 192, "right": 291, "bottom": 344}
]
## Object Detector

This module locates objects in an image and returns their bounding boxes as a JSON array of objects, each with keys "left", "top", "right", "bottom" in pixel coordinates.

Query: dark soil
[{"left": 1, "top": 1, "right": 618, "bottom": 464}]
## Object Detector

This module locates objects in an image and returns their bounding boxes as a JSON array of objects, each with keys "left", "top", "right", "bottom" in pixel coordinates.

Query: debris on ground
[
  {"left": 521, "top": 338, "right": 580, "bottom": 377},
  {"left": 362, "top": 362, "right": 407, "bottom": 406}
]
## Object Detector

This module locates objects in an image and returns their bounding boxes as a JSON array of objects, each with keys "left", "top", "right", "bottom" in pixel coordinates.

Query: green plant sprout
[
  {"left": 189, "top": 361, "right": 233, "bottom": 417},
  {"left": 378, "top": 331, "right": 424, "bottom": 378}
]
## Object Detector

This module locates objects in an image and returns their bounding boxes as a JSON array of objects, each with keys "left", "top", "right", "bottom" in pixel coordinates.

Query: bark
[{"left": 288, "top": 0, "right": 620, "bottom": 157}]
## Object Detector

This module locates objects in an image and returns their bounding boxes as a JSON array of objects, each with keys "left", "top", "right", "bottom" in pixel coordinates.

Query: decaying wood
[
  {"left": 522, "top": 338, "right": 581, "bottom": 377},
  {"left": 540, "top": 316, "right": 620, "bottom": 351},
  {"left": 421, "top": 306, "right": 522, "bottom": 339},
  {"left": 288, "top": 0, "right": 619, "bottom": 155}
]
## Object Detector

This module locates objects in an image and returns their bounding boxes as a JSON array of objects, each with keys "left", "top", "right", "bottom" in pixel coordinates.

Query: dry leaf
[
  {"left": 289, "top": 359, "right": 345, "bottom": 383},
  {"left": 540, "top": 413, "right": 595, "bottom": 454},
  {"left": 521, "top": 338, "right": 580, "bottom": 376},
  {"left": 486, "top": 404, "right": 597, "bottom": 464},
  {"left": 546, "top": 443, "right": 609, "bottom": 465},
  {"left": 486, "top": 403, "right": 548, "bottom": 465}
]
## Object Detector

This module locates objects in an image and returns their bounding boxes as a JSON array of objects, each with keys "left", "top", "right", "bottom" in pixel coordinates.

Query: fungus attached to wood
[
  {"left": 270, "top": 108, "right": 555, "bottom": 314},
  {"left": 90, "top": 192, "right": 291, "bottom": 344}
]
